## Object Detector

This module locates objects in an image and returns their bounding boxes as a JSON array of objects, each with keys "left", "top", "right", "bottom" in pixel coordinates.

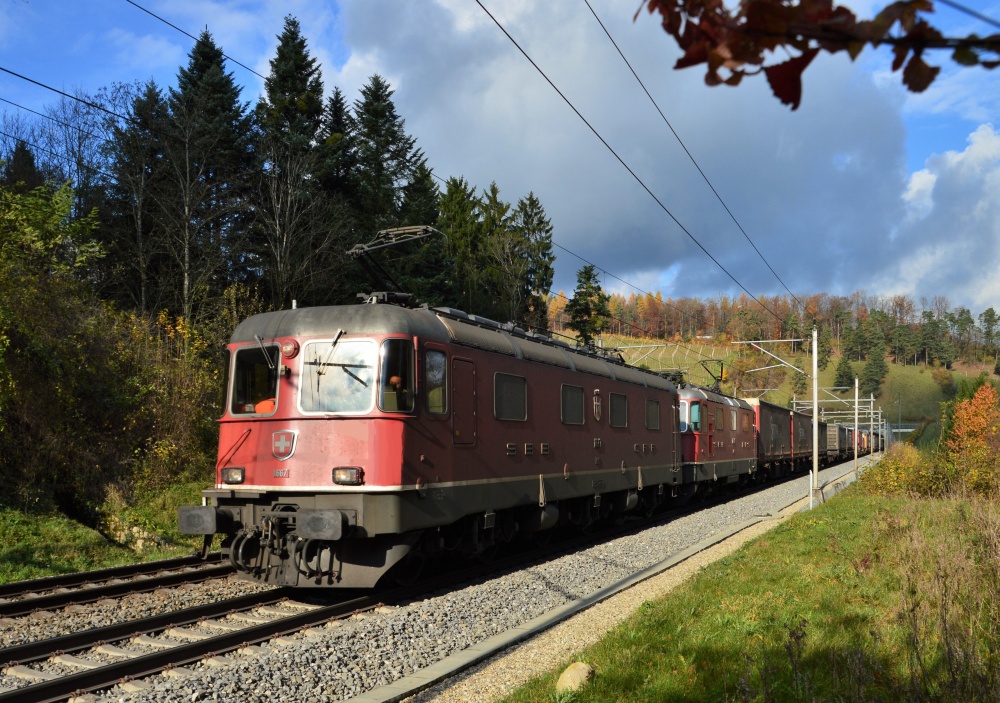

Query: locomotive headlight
[
  {"left": 332, "top": 467, "right": 364, "bottom": 485},
  {"left": 221, "top": 467, "right": 245, "bottom": 484},
  {"left": 280, "top": 340, "right": 299, "bottom": 358}
]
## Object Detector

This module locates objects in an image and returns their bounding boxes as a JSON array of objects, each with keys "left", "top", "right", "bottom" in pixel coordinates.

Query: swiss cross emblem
[{"left": 272, "top": 430, "right": 297, "bottom": 461}]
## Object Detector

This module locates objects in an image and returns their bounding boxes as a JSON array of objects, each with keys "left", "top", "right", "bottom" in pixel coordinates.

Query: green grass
[
  {"left": 0, "top": 480, "right": 209, "bottom": 585},
  {"left": 499, "top": 487, "right": 1000, "bottom": 702}
]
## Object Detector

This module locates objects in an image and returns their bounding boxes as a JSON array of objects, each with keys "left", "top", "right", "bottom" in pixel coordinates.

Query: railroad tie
[{"left": 51, "top": 653, "right": 103, "bottom": 669}]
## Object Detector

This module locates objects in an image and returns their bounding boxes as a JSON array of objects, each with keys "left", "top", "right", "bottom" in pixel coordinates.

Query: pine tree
[
  {"left": 438, "top": 176, "right": 483, "bottom": 313},
  {"left": 256, "top": 16, "right": 323, "bottom": 152},
  {"left": 101, "top": 81, "right": 170, "bottom": 313},
  {"left": 349, "top": 75, "right": 424, "bottom": 234},
  {"left": 252, "top": 15, "right": 350, "bottom": 309},
  {"left": 159, "top": 29, "right": 253, "bottom": 321},
  {"left": 1, "top": 140, "right": 46, "bottom": 193},
  {"left": 834, "top": 355, "right": 855, "bottom": 393},
  {"left": 565, "top": 264, "right": 610, "bottom": 347},
  {"left": 511, "top": 192, "right": 554, "bottom": 330},
  {"left": 860, "top": 340, "right": 889, "bottom": 397},
  {"left": 316, "top": 87, "right": 356, "bottom": 200},
  {"left": 393, "top": 164, "right": 452, "bottom": 306}
]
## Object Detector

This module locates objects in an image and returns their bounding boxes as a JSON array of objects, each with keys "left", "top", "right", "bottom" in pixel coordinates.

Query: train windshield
[
  {"left": 300, "top": 338, "right": 376, "bottom": 414},
  {"left": 231, "top": 344, "right": 279, "bottom": 415}
]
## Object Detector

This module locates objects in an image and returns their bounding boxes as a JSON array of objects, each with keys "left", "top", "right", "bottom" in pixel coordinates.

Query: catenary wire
[
  {"left": 583, "top": 0, "right": 807, "bottom": 314},
  {"left": 124, "top": 0, "right": 267, "bottom": 81},
  {"left": 473, "top": 0, "right": 784, "bottom": 324}
]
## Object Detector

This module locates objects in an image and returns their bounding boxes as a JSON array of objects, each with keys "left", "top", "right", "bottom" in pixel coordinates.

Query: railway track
[
  {"left": 0, "top": 554, "right": 233, "bottom": 618},
  {"left": 0, "top": 591, "right": 378, "bottom": 703},
  {"left": 0, "top": 460, "right": 871, "bottom": 702}
]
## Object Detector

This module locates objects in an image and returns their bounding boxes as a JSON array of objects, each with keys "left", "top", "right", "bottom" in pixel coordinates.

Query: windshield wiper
[{"left": 254, "top": 335, "right": 275, "bottom": 370}]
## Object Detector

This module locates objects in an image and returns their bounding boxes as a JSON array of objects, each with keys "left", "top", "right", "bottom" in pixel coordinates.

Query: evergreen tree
[
  {"left": 860, "top": 340, "right": 889, "bottom": 397},
  {"left": 349, "top": 75, "right": 424, "bottom": 234},
  {"left": 393, "top": 163, "right": 453, "bottom": 306},
  {"left": 817, "top": 325, "right": 833, "bottom": 370},
  {"left": 252, "top": 15, "right": 349, "bottom": 309},
  {"left": 438, "top": 176, "right": 483, "bottom": 313},
  {"left": 980, "top": 307, "right": 999, "bottom": 350},
  {"left": 256, "top": 16, "right": 323, "bottom": 152},
  {"left": 511, "top": 192, "right": 554, "bottom": 330},
  {"left": 316, "top": 87, "right": 356, "bottom": 200},
  {"left": 565, "top": 264, "right": 610, "bottom": 347},
  {"left": 1, "top": 140, "right": 46, "bottom": 193},
  {"left": 833, "top": 355, "right": 855, "bottom": 393},
  {"left": 101, "top": 81, "right": 170, "bottom": 314},
  {"left": 159, "top": 30, "right": 254, "bottom": 322}
]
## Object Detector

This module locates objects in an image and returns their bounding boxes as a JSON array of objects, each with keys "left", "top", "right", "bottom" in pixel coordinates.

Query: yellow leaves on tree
[{"left": 944, "top": 383, "right": 1000, "bottom": 497}]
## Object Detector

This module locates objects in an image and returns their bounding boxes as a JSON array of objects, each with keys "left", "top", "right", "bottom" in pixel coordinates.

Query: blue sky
[{"left": 1, "top": 0, "right": 999, "bottom": 313}]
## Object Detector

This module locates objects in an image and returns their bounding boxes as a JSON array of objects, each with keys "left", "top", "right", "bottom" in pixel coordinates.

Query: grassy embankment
[
  {"left": 500, "top": 479, "right": 1000, "bottom": 702},
  {"left": 0, "top": 482, "right": 207, "bottom": 584}
]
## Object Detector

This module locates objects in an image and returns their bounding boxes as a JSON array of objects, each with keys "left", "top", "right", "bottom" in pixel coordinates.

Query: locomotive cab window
[
  {"left": 424, "top": 349, "right": 447, "bottom": 415},
  {"left": 231, "top": 344, "right": 279, "bottom": 415},
  {"left": 684, "top": 401, "right": 701, "bottom": 431},
  {"left": 561, "top": 384, "right": 585, "bottom": 425},
  {"left": 645, "top": 399, "right": 660, "bottom": 430},
  {"left": 379, "top": 339, "right": 414, "bottom": 413},
  {"left": 300, "top": 338, "right": 376, "bottom": 414},
  {"left": 609, "top": 392, "right": 627, "bottom": 428},
  {"left": 495, "top": 373, "right": 527, "bottom": 421}
]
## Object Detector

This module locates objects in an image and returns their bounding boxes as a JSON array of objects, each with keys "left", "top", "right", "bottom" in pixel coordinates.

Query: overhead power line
[
  {"left": 474, "top": 0, "right": 784, "bottom": 324},
  {"left": 582, "top": 0, "right": 807, "bottom": 314},
  {"left": 124, "top": 0, "right": 267, "bottom": 81}
]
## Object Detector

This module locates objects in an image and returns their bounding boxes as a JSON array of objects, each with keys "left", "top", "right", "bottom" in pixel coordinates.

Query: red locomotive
[{"left": 180, "top": 298, "right": 685, "bottom": 588}]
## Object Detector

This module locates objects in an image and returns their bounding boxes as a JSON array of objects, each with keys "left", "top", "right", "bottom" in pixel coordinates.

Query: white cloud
[{"left": 878, "top": 123, "right": 1000, "bottom": 310}]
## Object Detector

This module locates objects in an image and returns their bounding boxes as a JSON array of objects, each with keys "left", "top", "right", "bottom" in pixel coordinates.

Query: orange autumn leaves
[{"left": 945, "top": 383, "right": 1000, "bottom": 497}]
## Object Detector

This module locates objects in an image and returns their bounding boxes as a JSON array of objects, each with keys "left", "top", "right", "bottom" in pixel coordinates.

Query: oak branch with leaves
[{"left": 637, "top": 0, "right": 1000, "bottom": 109}]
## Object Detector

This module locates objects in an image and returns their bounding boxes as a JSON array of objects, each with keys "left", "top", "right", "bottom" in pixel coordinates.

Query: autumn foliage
[
  {"left": 943, "top": 383, "right": 1000, "bottom": 496},
  {"left": 638, "top": 0, "right": 1000, "bottom": 109}
]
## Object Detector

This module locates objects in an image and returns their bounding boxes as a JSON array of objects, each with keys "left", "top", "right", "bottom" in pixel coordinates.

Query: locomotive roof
[
  {"left": 231, "top": 304, "right": 452, "bottom": 344},
  {"left": 677, "top": 384, "right": 752, "bottom": 410},
  {"left": 231, "top": 303, "right": 676, "bottom": 392}
]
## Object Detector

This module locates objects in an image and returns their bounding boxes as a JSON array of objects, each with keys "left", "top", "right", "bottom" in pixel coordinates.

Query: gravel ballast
[{"left": 4, "top": 461, "right": 870, "bottom": 702}]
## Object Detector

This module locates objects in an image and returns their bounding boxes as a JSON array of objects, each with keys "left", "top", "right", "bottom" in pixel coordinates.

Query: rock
[{"left": 556, "top": 661, "right": 594, "bottom": 693}]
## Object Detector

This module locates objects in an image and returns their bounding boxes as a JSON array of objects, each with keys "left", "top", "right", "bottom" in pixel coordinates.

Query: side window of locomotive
[
  {"left": 379, "top": 339, "right": 415, "bottom": 413},
  {"left": 231, "top": 344, "right": 279, "bottom": 415},
  {"left": 645, "top": 399, "right": 660, "bottom": 430},
  {"left": 609, "top": 392, "right": 627, "bottom": 428},
  {"left": 679, "top": 401, "right": 689, "bottom": 431},
  {"left": 742, "top": 412, "right": 751, "bottom": 433},
  {"left": 495, "top": 373, "right": 527, "bottom": 421},
  {"left": 561, "top": 384, "right": 585, "bottom": 425},
  {"left": 689, "top": 402, "right": 701, "bottom": 431},
  {"left": 424, "top": 350, "right": 447, "bottom": 415},
  {"left": 730, "top": 409, "right": 737, "bottom": 431},
  {"left": 715, "top": 408, "right": 724, "bottom": 431},
  {"left": 300, "top": 339, "right": 376, "bottom": 414}
]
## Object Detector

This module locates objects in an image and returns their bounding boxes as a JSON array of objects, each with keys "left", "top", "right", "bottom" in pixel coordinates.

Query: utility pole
[
  {"left": 854, "top": 376, "right": 859, "bottom": 474},
  {"left": 811, "top": 326, "right": 820, "bottom": 508}
]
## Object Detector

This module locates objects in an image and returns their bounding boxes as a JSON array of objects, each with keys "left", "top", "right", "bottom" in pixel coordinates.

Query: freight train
[{"left": 179, "top": 295, "right": 871, "bottom": 589}]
